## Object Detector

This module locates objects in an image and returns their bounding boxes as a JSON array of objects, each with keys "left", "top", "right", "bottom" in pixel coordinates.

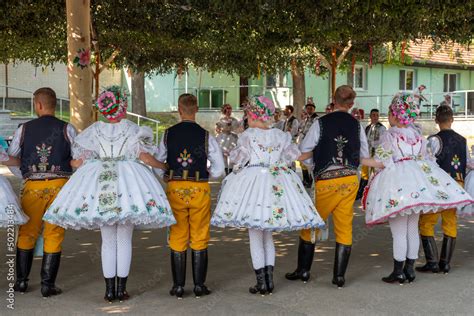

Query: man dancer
[
  {"left": 298, "top": 103, "right": 319, "bottom": 188},
  {"left": 356, "top": 108, "right": 386, "bottom": 200},
  {"left": 157, "top": 94, "right": 224, "bottom": 299},
  {"left": 286, "top": 85, "right": 369, "bottom": 288},
  {"left": 9, "top": 87, "right": 76, "bottom": 297},
  {"left": 283, "top": 105, "right": 300, "bottom": 142},
  {"left": 417, "top": 105, "right": 467, "bottom": 274}
]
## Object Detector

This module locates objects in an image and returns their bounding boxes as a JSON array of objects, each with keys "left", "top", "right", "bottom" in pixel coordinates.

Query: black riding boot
[
  {"left": 382, "top": 259, "right": 406, "bottom": 284},
  {"left": 265, "top": 265, "right": 274, "bottom": 294},
  {"left": 192, "top": 249, "right": 211, "bottom": 298},
  {"left": 285, "top": 238, "right": 315, "bottom": 282},
  {"left": 14, "top": 248, "right": 34, "bottom": 293},
  {"left": 416, "top": 236, "right": 439, "bottom": 273},
  {"left": 439, "top": 235, "right": 456, "bottom": 274},
  {"left": 356, "top": 179, "right": 368, "bottom": 200},
  {"left": 170, "top": 250, "right": 186, "bottom": 299},
  {"left": 40, "top": 252, "right": 62, "bottom": 298},
  {"left": 403, "top": 259, "right": 416, "bottom": 283},
  {"left": 104, "top": 277, "right": 116, "bottom": 303},
  {"left": 117, "top": 277, "right": 130, "bottom": 302},
  {"left": 249, "top": 268, "right": 267, "bottom": 295},
  {"left": 332, "top": 243, "right": 351, "bottom": 288}
]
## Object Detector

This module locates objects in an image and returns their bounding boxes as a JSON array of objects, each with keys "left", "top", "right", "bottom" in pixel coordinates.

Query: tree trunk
[
  {"left": 66, "top": 0, "right": 92, "bottom": 131},
  {"left": 131, "top": 71, "right": 147, "bottom": 116},
  {"left": 331, "top": 47, "right": 337, "bottom": 98},
  {"left": 291, "top": 65, "right": 305, "bottom": 119}
]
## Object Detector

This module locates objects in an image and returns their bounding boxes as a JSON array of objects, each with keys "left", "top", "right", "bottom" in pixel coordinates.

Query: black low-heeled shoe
[{"left": 104, "top": 277, "right": 116, "bottom": 303}]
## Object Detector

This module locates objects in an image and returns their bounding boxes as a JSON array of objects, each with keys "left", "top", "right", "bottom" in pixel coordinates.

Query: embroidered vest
[
  {"left": 20, "top": 116, "right": 72, "bottom": 180},
  {"left": 164, "top": 121, "right": 209, "bottom": 182},
  {"left": 313, "top": 111, "right": 361, "bottom": 176},
  {"left": 284, "top": 116, "right": 296, "bottom": 133},
  {"left": 429, "top": 129, "right": 466, "bottom": 182},
  {"left": 365, "top": 122, "right": 385, "bottom": 154}
]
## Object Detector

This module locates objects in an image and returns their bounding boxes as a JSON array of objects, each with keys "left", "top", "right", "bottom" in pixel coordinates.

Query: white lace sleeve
[
  {"left": 229, "top": 133, "right": 251, "bottom": 167},
  {"left": 127, "top": 126, "right": 157, "bottom": 158},
  {"left": 374, "top": 132, "right": 395, "bottom": 169},
  {"left": 281, "top": 132, "right": 301, "bottom": 164},
  {"left": 72, "top": 124, "right": 99, "bottom": 160}
]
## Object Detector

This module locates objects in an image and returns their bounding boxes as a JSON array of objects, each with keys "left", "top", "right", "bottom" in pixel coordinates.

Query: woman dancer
[
  {"left": 215, "top": 104, "right": 239, "bottom": 174},
  {"left": 43, "top": 86, "right": 175, "bottom": 302},
  {"left": 212, "top": 96, "right": 325, "bottom": 295}
]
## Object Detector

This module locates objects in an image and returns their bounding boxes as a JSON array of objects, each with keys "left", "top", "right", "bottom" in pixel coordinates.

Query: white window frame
[
  {"left": 352, "top": 65, "right": 367, "bottom": 91},
  {"left": 443, "top": 73, "right": 458, "bottom": 92},
  {"left": 399, "top": 69, "right": 416, "bottom": 92}
]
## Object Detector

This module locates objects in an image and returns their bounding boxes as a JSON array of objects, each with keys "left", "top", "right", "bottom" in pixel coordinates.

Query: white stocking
[
  {"left": 406, "top": 213, "right": 420, "bottom": 260},
  {"left": 100, "top": 224, "right": 134, "bottom": 278},
  {"left": 389, "top": 213, "right": 420, "bottom": 261},
  {"left": 117, "top": 223, "right": 134, "bottom": 277},
  {"left": 263, "top": 231, "right": 275, "bottom": 267},
  {"left": 248, "top": 229, "right": 265, "bottom": 270},
  {"left": 100, "top": 225, "right": 117, "bottom": 278}
]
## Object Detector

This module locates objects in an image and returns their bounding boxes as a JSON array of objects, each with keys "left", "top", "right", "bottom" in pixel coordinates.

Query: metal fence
[
  {"left": 354, "top": 90, "right": 474, "bottom": 118},
  {"left": 0, "top": 85, "right": 161, "bottom": 144}
]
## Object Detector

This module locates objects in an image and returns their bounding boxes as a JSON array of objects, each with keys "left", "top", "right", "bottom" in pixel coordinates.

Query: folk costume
[
  {"left": 356, "top": 121, "right": 386, "bottom": 199},
  {"left": 215, "top": 109, "right": 239, "bottom": 174},
  {"left": 464, "top": 146, "right": 474, "bottom": 216},
  {"left": 0, "top": 147, "right": 28, "bottom": 227},
  {"left": 286, "top": 108, "right": 370, "bottom": 288},
  {"left": 362, "top": 94, "right": 474, "bottom": 284},
  {"left": 297, "top": 112, "right": 319, "bottom": 188},
  {"left": 212, "top": 96, "right": 325, "bottom": 295},
  {"left": 283, "top": 114, "right": 299, "bottom": 142},
  {"left": 156, "top": 118, "right": 225, "bottom": 299},
  {"left": 416, "top": 129, "right": 469, "bottom": 274},
  {"left": 43, "top": 87, "right": 175, "bottom": 302},
  {"left": 8, "top": 114, "right": 76, "bottom": 297}
]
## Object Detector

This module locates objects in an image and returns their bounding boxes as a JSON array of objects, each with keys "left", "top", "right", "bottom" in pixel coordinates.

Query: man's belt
[
  {"left": 165, "top": 169, "right": 208, "bottom": 182},
  {"left": 316, "top": 168, "right": 357, "bottom": 180}
]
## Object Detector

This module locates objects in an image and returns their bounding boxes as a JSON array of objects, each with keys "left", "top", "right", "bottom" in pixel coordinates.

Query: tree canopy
[{"left": 1, "top": 0, "right": 473, "bottom": 76}]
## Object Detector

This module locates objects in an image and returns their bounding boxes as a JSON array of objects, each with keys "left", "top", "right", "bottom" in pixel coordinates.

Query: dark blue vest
[
  {"left": 20, "top": 116, "right": 72, "bottom": 179},
  {"left": 313, "top": 111, "right": 361, "bottom": 176},
  {"left": 164, "top": 121, "right": 209, "bottom": 182},
  {"left": 429, "top": 129, "right": 466, "bottom": 182}
]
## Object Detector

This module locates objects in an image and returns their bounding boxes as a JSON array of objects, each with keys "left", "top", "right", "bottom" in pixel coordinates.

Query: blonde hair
[
  {"left": 178, "top": 93, "right": 198, "bottom": 115},
  {"left": 334, "top": 85, "right": 356, "bottom": 106}
]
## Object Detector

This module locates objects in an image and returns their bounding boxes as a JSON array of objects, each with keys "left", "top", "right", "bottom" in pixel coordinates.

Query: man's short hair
[
  {"left": 370, "top": 109, "right": 379, "bottom": 114},
  {"left": 33, "top": 87, "right": 57, "bottom": 110},
  {"left": 435, "top": 105, "right": 453, "bottom": 124},
  {"left": 285, "top": 105, "right": 294, "bottom": 113},
  {"left": 178, "top": 93, "right": 198, "bottom": 115},
  {"left": 334, "top": 85, "right": 356, "bottom": 106},
  {"left": 305, "top": 103, "right": 315, "bottom": 109},
  {"left": 420, "top": 84, "right": 426, "bottom": 89}
]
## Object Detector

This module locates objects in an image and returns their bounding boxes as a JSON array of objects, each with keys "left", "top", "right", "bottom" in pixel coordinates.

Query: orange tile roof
[{"left": 407, "top": 40, "right": 474, "bottom": 67}]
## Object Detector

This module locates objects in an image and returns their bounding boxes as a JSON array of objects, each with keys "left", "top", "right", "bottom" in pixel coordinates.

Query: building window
[
  {"left": 399, "top": 69, "right": 415, "bottom": 91},
  {"left": 443, "top": 74, "right": 457, "bottom": 92},
  {"left": 353, "top": 65, "right": 367, "bottom": 90},
  {"left": 266, "top": 72, "right": 287, "bottom": 88}
]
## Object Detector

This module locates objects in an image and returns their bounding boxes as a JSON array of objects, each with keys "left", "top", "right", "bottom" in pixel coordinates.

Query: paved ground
[{"left": 0, "top": 166, "right": 473, "bottom": 315}]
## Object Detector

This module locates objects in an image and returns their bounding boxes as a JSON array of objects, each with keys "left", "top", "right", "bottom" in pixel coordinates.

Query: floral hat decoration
[
  {"left": 96, "top": 85, "right": 128, "bottom": 120},
  {"left": 389, "top": 93, "right": 419, "bottom": 125},
  {"left": 246, "top": 96, "right": 275, "bottom": 122}
]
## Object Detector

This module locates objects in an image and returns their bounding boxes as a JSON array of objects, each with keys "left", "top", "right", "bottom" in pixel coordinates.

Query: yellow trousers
[
  {"left": 167, "top": 181, "right": 211, "bottom": 252},
  {"left": 419, "top": 180, "right": 462, "bottom": 238},
  {"left": 17, "top": 178, "right": 67, "bottom": 253},
  {"left": 419, "top": 209, "right": 457, "bottom": 238},
  {"left": 301, "top": 175, "right": 358, "bottom": 245}
]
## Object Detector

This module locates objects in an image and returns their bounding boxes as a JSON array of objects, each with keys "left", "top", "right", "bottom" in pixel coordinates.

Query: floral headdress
[
  {"left": 96, "top": 85, "right": 128, "bottom": 120},
  {"left": 245, "top": 96, "right": 275, "bottom": 121},
  {"left": 389, "top": 93, "right": 419, "bottom": 125}
]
